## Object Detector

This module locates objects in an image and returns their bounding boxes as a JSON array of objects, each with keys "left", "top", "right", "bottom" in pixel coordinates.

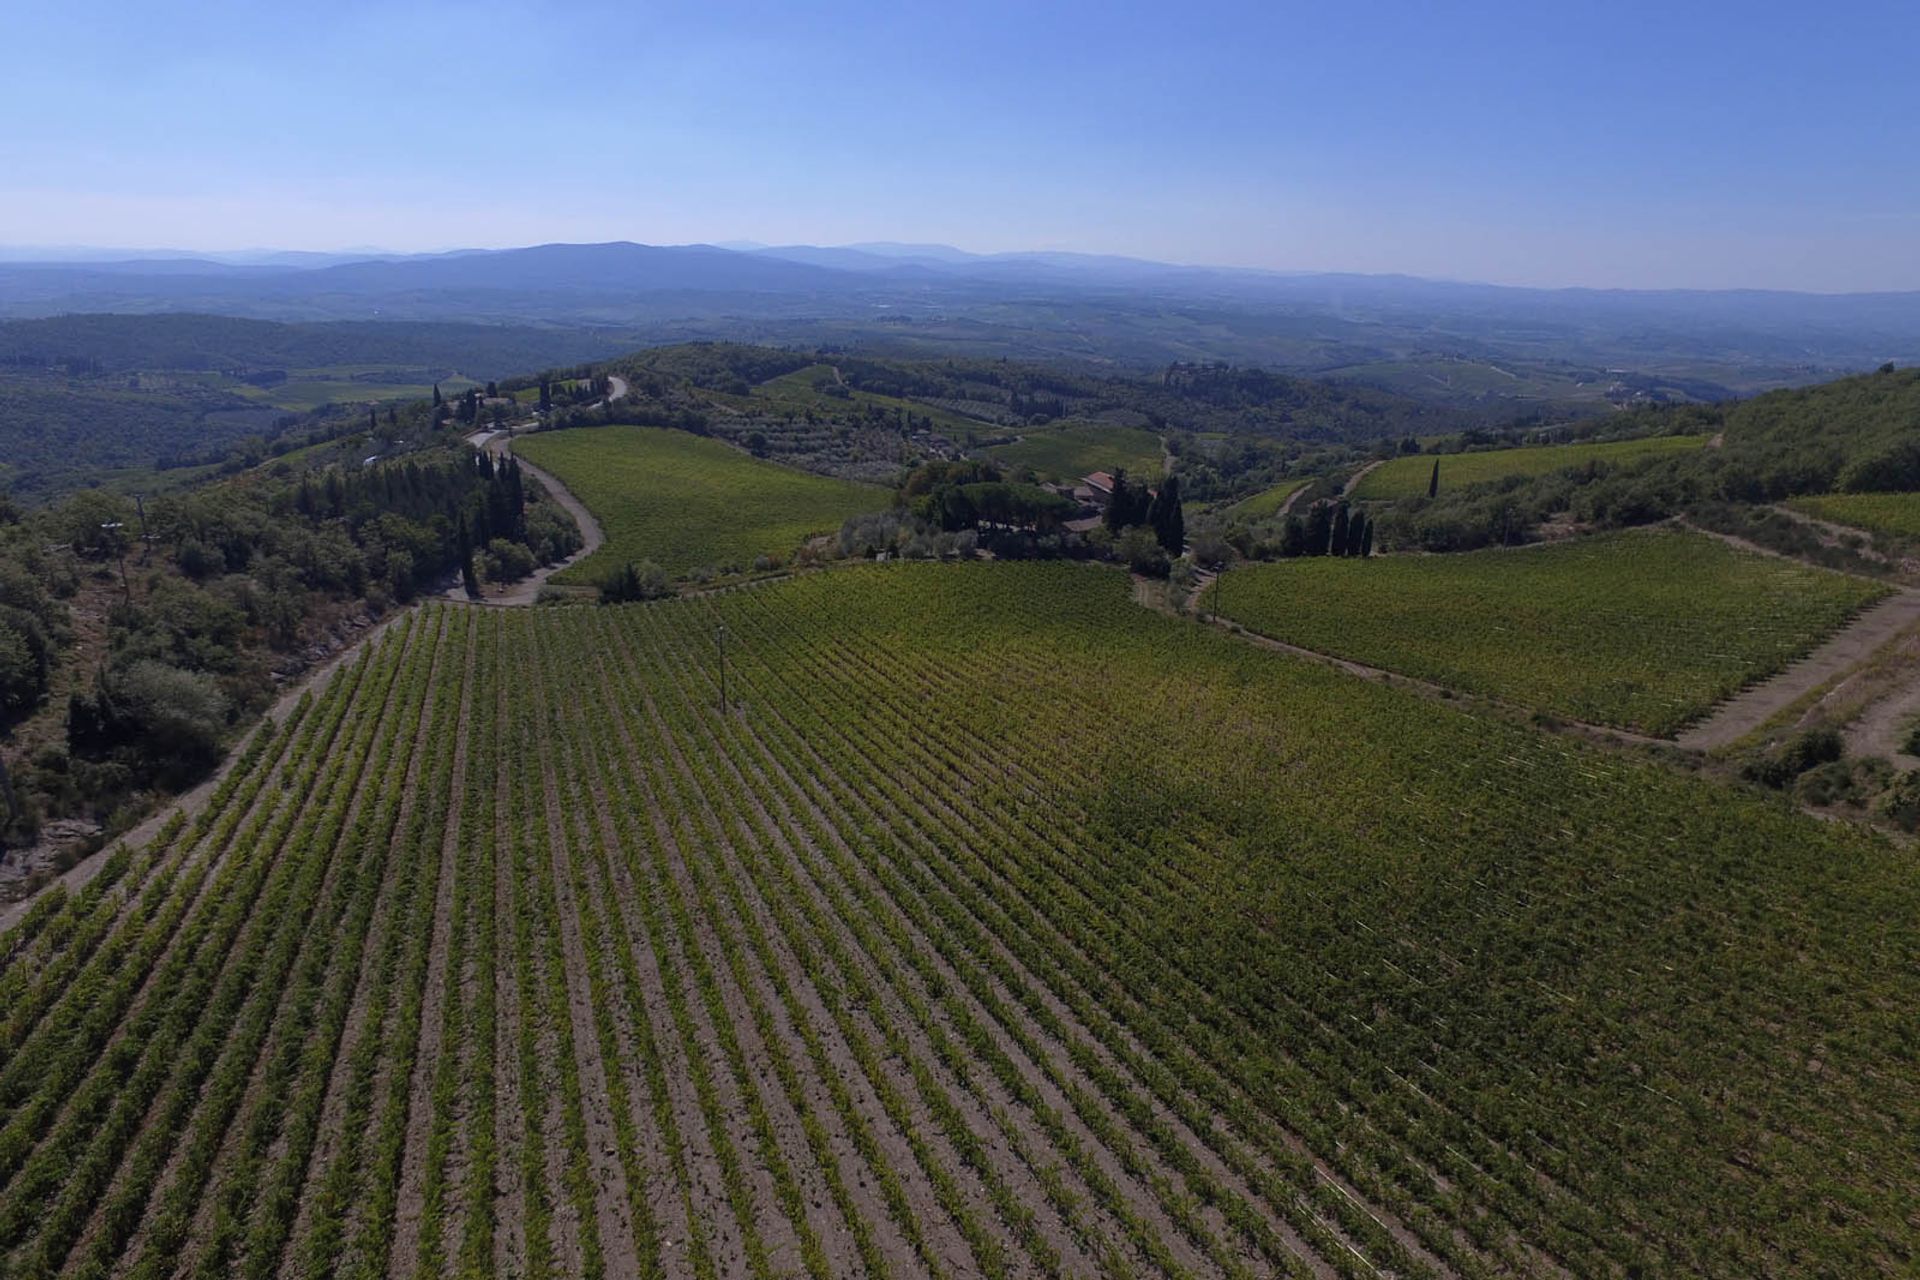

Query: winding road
[{"left": 452, "top": 375, "right": 624, "bottom": 604}]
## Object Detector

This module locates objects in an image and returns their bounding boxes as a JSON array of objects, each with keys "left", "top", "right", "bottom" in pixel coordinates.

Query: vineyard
[
  {"left": 515, "top": 426, "right": 887, "bottom": 580},
  {"left": 1351, "top": 434, "right": 1710, "bottom": 500},
  {"left": 1220, "top": 478, "right": 1309, "bottom": 520},
  {"left": 1789, "top": 491, "right": 1920, "bottom": 540},
  {"left": 1, "top": 562, "right": 1915, "bottom": 1278},
  {"left": 1205, "top": 528, "right": 1885, "bottom": 734},
  {"left": 989, "top": 423, "right": 1165, "bottom": 484}
]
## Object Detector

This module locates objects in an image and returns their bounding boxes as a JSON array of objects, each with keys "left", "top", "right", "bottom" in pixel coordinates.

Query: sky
[{"left": 3, "top": 0, "right": 1917, "bottom": 291}]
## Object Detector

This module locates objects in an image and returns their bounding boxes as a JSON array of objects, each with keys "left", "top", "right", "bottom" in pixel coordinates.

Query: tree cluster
[
  {"left": 1102, "top": 471, "right": 1185, "bottom": 555},
  {"left": 1278, "top": 500, "right": 1373, "bottom": 558}
]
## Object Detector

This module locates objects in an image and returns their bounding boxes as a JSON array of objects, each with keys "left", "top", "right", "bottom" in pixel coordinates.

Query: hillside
[{"left": 0, "top": 315, "right": 639, "bottom": 500}]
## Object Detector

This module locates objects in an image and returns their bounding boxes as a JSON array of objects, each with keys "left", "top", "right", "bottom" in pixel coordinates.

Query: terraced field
[
  {"left": 1788, "top": 491, "right": 1920, "bottom": 540},
  {"left": 1204, "top": 528, "right": 1886, "bottom": 735},
  {"left": 1352, "top": 434, "right": 1710, "bottom": 500},
  {"left": 2, "top": 562, "right": 1914, "bottom": 1279},
  {"left": 515, "top": 425, "right": 887, "bottom": 581},
  {"left": 989, "top": 423, "right": 1163, "bottom": 483}
]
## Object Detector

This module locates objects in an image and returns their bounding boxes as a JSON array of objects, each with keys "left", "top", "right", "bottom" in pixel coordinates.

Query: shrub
[{"left": 1744, "top": 728, "right": 1845, "bottom": 789}]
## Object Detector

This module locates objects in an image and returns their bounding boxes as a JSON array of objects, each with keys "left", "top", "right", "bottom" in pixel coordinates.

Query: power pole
[{"left": 134, "top": 494, "right": 153, "bottom": 565}]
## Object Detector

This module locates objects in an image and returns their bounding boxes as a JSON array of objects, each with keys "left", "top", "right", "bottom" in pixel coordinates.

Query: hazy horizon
[{"left": 4, "top": 0, "right": 1917, "bottom": 292}]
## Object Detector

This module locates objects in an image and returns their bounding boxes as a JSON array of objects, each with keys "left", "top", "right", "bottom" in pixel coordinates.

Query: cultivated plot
[
  {"left": 1789, "top": 491, "right": 1920, "bottom": 540},
  {"left": 1204, "top": 527, "right": 1886, "bottom": 734},
  {"left": 515, "top": 425, "right": 887, "bottom": 580},
  {"left": 1, "top": 563, "right": 1914, "bottom": 1279},
  {"left": 1352, "top": 434, "right": 1710, "bottom": 500},
  {"left": 1220, "top": 478, "right": 1309, "bottom": 520},
  {"left": 989, "top": 423, "right": 1164, "bottom": 484}
]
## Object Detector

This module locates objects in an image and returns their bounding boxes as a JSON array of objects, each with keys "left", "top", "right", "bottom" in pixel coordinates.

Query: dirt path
[
  {"left": 1276, "top": 480, "right": 1312, "bottom": 519},
  {"left": 1676, "top": 590, "right": 1920, "bottom": 750},
  {"left": 453, "top": 428, "right": 606, "bottom": 606},
  {"left": 1844, "top": 675, "right": 1920, "bottom": 769},
  {"left": 1341, "top": 460, "right": 1382, "bottom": 498}
]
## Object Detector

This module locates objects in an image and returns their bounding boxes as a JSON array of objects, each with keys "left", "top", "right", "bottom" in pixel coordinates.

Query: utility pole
[
  {"left": 134, "top": 494, "right": 153, "bottom": 565},
  {"left": 716, "top": 623, "right": 730, "bottom": 714}
]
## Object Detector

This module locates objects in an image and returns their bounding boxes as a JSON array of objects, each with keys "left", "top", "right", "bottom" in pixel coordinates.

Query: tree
[
  {"left": 1359, "top": 514, "right": 1375, "bottom": 557},
  {"left": 1116, "top": 527, "right": 1169, "bottom": 577},
  {"left": 368, "top": 407, "right": 378, "bottom": 433},
  {"left": 432, "top": 383, "right": 442, "bottom": 408},
  {"left": 1279, "top": 515, "right": 1307, "bottom": 558},
  {"left": 538, "top": 378, "right": 552, "bottom": 412},
  {"left": 601, "top": 561, "right": 670, "bottom": 603},
  {"left": 1428, "top": 458, "right": 1440, "bottom": 498},
  {"left": 1330, "top": 504, "right": 1350, "bottom": 557},
  {"left": 1103, "top": 471, "right": 1133, "bottom": 534},
  {"left": 1147, "top": 475, "right": 1184, "bottom": 554},
  {"left": 1303, "top": 502, "right": 1332, "bottom": 556}
]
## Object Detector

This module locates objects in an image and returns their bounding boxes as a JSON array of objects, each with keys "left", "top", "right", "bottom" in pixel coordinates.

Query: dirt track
[{"left": 1677, "top": 589, "right": 1920, "bottom": 750}]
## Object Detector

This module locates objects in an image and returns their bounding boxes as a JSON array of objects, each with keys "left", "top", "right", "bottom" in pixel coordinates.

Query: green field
[
  {"left": 1221, "top": 477, "right": 1309, "bottom": 520},
  {"left": 3, "top": 566, "right": 1911, "bottom": 1278},
  {"left": 516, "top": 425, "right": 887, "bottom": 580},
  {"left": 1353, "top": 434, "right": 1711, "bottom": 500},
  {"left": 230, "top": 370, "right": 481, "bottom": 412},
  {"left": 1789, "top": 491, "right": 1920, "bottom": 539},
  {"left": 988, "top": 422, "right": 1163, "bottom": 483},
  {"left": 1205, "top": 528, "right": 1885, "bottom": 734}
]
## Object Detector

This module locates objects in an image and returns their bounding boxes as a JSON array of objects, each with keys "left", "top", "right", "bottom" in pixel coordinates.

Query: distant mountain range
[{"left": 1, "top": 240, "right": 1915, "bottom": 397}]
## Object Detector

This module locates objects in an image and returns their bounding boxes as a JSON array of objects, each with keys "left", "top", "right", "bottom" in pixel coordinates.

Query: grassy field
[
  {"left": 229, "top": 371, "right": 481, "bottom": 412},
  {"left": 1205, "top": 528, "right": 1885, "bottom": 734},
  {"left": 1, "top": 566, "right": 1912, "bottom": 1278},
  {"left": 988, "top": 422, "right": 1163, "bottom": 483},
  {"left": 1789, "top": 491, "right": 1920, "bottom": 539},
  {"left": 1220, "top": 477, "right": 1309, "bottom": 520},
  {"left": 1352, "top": 434, "right": 1711, "bottom": 500},
  {"left": 516, "top": 425, "right": 887, "bottom": 580}
]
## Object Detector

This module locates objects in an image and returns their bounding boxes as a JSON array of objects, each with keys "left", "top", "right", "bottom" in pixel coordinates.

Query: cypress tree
[
  {"left": 1428, "top": 458, "right": 1440, "bottom": 498},
  {"left": 432, "top": 383, "right": 442, "bottom": 408},
  {"left": 1359, "top": 516, "right": 1375, "bottom": 557},
  {"left": 368, "top": 406, "right": 377, "bottom": 433},
  {"left": 1147, "top": 475, "right": 1184, "bottom": 553},
  {"left": 1330, "top": 504, "right": 1351, "bottom": 557},
  {"left": 1279, "top": 515, "right": 1306, "bottom": 557},
  {"left": 1304, "top": 502, "right": 1332, "bottom": 556},
  {"left": 457, "top": 526, "right": 479, "bottom": 598}
]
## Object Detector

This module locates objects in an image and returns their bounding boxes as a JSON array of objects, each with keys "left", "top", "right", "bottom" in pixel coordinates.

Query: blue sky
[{"left": 3, "top": 0, "right": 1916, "bottom": 289}]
